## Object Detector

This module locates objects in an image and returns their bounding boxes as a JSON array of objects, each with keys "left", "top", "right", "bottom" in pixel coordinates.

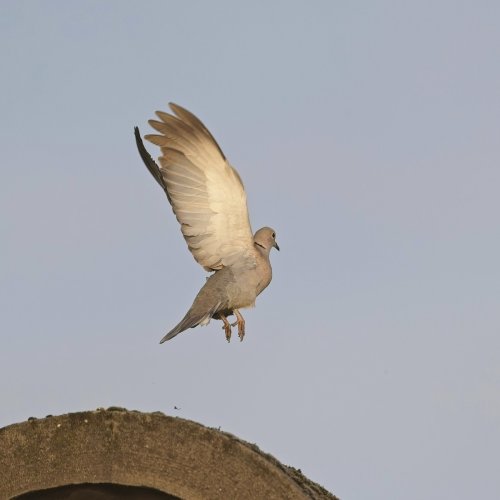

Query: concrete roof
[{"left": 0, "top": 408, "right": 338, "bottom": 499}]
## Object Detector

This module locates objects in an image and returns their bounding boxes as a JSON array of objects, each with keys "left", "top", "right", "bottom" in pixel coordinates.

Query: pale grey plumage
[{"left": 134, "top": 104, "right": 279, "bottom": 343}]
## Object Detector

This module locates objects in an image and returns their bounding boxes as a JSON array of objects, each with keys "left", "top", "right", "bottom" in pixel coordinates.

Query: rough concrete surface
[{"left": 0, "top": 408, "right": 338, "bottom": 500}]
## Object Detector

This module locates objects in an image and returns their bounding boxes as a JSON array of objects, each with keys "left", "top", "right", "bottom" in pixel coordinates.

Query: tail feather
[{"left": 159, "top": 302, "right": 221, "bottom": 344}]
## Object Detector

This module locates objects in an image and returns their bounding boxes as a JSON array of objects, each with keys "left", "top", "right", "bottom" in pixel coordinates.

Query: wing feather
[{"left": 140, "top": 103, "right": 254, "bottom": 271}]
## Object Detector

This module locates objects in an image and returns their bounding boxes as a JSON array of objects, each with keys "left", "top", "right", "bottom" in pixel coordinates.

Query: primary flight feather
[{"left": 135, "top": 103, "right": 279, "bottom": 343}]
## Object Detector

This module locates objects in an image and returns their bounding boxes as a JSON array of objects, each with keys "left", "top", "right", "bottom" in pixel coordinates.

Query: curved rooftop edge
[{"left": 0, "top": 407, "right": 338, "bottom": 500}]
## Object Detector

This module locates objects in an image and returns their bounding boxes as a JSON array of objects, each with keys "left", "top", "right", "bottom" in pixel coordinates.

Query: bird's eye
[{"left": 272, "top": 232, "right": 276, "bottom": 238}]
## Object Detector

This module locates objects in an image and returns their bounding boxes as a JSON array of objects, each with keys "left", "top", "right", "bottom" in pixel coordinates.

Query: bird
[{"left": 134, "top": 103, "right": 279, "bottom": 343}]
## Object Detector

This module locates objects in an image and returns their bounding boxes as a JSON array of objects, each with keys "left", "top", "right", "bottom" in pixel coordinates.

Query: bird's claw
[
  {"left": 237, "top": 321, "right": 245, "bottom": 341},
  {"left": 228, "top": 320, "right": 245, "bottom": 342},
  {"left": 221, "top": 313, "right": 244, "bottom": 342},
  {"left": 219, "top": 313, "right": 233, "bottom": 342},
  {"left": 222, "top": 324, "right": 232, "bottom": 342},
  {"left": 233, "top": 310, "right": 246, "bottom": 342}
]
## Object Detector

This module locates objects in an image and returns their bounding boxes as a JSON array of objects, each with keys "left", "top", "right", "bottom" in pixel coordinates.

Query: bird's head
[{"left": 254, "top": 227, "right": 279, "bottom": 252}]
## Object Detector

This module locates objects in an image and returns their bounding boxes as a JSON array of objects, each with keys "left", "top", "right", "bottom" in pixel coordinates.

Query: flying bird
[{"left": 134, "top": 103, "right": 279, "bottom": 343}]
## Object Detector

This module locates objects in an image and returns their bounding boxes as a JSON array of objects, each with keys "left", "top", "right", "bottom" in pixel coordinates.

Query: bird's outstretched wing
[{"left": 135, "top": 103, "right": 254, "bottom": 272}]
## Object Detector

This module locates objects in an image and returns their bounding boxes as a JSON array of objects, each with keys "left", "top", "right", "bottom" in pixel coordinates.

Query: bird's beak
[{"left": 273, "top": 241, "right": 280, "bottom": 251}]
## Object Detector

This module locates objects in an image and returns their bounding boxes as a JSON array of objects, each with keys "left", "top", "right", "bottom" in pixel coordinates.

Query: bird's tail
[{"left": 159, "top": 302, "right": 221, "bottom": 344}]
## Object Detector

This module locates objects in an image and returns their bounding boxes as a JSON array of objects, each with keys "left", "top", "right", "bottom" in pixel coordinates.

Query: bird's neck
[{"left": 254, "top": 242, "right": 271, "bottom": 262}]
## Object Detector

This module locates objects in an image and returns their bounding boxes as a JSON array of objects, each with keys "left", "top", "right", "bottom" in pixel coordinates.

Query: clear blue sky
[{"left": 1, "top": 1, "right": 499, "bottom": 498}]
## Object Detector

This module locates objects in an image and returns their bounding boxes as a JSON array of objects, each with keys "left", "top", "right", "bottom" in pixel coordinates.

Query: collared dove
[{"left": 134, "top": 103, "right": 279, "bottom": 343}]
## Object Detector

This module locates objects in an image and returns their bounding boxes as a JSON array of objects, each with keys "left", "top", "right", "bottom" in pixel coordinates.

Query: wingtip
[{"left": 168, "top": 102, "right": 184, "bottom": 118}]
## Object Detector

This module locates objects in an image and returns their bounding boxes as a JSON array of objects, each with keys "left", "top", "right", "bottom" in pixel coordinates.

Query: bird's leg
[
  {"left": 219, "top": 313, "right": 232, "bottom": 342},
  {"left": 234, "top": 309, "right": 246, "bottom": 341}
]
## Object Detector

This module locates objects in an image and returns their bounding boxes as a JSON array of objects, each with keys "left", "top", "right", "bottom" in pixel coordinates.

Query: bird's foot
[
  {"left": 220, "top": 314, "right": 232, "bottom": 342},
  {"left": 237, "top": 320, "right": 245, "bottom": 341},
  {"left": 234, "top": 309, "right": 245, "bottom": 342},
  {"left": 223, "top": 323, "right": 232, "bottom": 342}
]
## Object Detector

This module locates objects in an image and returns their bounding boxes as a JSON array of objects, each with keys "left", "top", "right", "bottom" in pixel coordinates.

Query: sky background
[{"left": 1, "top": 1, "right": 499, "bottom": 498}]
